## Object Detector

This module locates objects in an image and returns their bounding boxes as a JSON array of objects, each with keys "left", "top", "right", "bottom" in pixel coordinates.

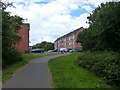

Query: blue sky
[
  {"left": 34, "top": 1, "right": 49, "bottom": 4},
  {"left": 4, "top": 0, "right": 115, "bottom": 45},
  {"left": 70, "top": 4, "right": 96, "bottom": 17},
  {"left": 71, "top": 9, "right": 89, "bottom": 17}
]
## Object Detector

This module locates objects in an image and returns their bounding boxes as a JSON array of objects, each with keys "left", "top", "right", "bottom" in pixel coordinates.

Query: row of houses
[
  {"left": 16, "top": 24, "right": 83, "bottom": 53},
  {"left": 54, "top": 27, "right": 84, "bottom": 50}
]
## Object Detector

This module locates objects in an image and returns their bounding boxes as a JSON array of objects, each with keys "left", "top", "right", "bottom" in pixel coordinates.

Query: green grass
[
  {"left": 22, "top": 53, "right": 61, "bottom": 61},
  {"left": 48, "top": 53, "right": 110, "bottom": 88},
  {"left": 2, "top": 52, "right": 61, "bottom": 83}
]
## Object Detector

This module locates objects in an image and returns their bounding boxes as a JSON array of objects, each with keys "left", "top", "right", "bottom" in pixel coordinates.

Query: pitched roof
[{"left": 54, "top": 27, "right": 84, "bottom": 42}]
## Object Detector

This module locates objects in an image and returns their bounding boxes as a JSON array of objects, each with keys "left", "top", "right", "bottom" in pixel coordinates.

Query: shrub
[
  {"left": 2, "top": 47, "right": 23, "bottom": 68},
  {"left": 77, "top": 51, "right": 120, "bottom": 87}
]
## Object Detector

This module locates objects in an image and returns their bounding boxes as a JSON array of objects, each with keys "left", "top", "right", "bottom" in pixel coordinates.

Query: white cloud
[
  {"left": 3, "top": 0, "right": 119, "bottom": 45},
  {"left": 81, "top": 5, "right": 93, "bottom": 12}
]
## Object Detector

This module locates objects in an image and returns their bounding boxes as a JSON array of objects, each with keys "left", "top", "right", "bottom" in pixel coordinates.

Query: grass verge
[
  {"left": 2, "top": 53, "right": 61, "bottom": 83},
  {"left": 48, "top": 53, "right": 110, "bottom": 88}
]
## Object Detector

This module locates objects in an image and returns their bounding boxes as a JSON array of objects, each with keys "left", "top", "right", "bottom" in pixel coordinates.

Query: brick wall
[
  {"left": 54, "top": 27, "right": 84, "bottom": 50},
  {"left": 15, "top": 23, "right": 30, "bottom": 53}
]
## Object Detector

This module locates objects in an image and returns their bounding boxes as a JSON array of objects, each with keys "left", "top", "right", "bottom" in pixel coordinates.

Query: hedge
[{"left": 77, "top": 51, "right": 120, "bottom": 87}]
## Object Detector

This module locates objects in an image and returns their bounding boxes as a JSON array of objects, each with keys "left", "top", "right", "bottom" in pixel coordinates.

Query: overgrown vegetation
[
  {"left": 77, "top": 2, "right": 120, "bottom": 51},
  {"left": 2, "top": 2, "right": 24, "bottom": 68},
  {"left": 48, "top": 53, "right": 110, "bottom": 88},
  {"left": 3, "top": 53, "right": 61, "bottom": 83},
  {"left": 32, "top": 41, "right": 54, "bottom": 51},
  {"left": 77, "top": 51, "right": 120, "bottom": 87},
  {"left": 76, "top": 1, "right": 120, "bottom": 88}
]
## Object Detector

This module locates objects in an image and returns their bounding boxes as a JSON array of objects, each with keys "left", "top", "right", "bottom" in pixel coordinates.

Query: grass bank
[
  {"left": 2, "top": 53, "right": 61, "bottom": 83},
  {"left": 48, "top": 53, "right": 110, "bottom": 88}
]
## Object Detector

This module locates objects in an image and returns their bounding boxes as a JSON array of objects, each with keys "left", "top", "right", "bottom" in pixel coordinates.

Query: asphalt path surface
[{"left": 3, "top": 53, "right": 70, "bottom": 88}]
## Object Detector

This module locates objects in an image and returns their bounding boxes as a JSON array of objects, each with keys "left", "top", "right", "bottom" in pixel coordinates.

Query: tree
[
  {"left": 32, "top": 41, "right": 54, "bottom": 51},
  {"left": 1, "top": 2, "right": 24, "bottom": 67},
  {"left": 77, "top": 1, "right": 120, "bottom": 51}
]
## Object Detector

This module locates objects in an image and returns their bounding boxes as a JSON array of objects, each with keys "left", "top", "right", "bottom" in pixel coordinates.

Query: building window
[
  {"left": 64, "top": 43, "right": 66, "bottom": 46},
  {"left": 64, "top": 38, "right": 66, "bottom": 41},
  {"left": 73, "top": 35, "right": 74, "bottom": 39},
  {"left": 73, "top": 41, "right": 74, "bottom": 45},
  {"left": 69, "top": 37, "right": 71, "bottom": 40},
  {"left": 69, "top": 42, "right": 71, "bottom": 45}
]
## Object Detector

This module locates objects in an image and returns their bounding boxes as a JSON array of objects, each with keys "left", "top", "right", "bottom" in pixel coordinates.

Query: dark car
[
  {"left": 31, "top": 49, "right": 44, "bottom": 53},
  {"left": 67, "top": 49, "right": 72, "bottom": 52},
  {"left": 69, "top": 49, "right": 82, "bottom": 53},
  {"left": 52, "top": 49, "right": 60, "bottom": 52},
  {"left": 52, "top": 49, "right": 58, "bottom": 52}
]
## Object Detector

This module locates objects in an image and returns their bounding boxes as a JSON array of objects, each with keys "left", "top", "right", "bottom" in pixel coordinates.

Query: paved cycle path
[{"left": 3, "top": 53, "right": 70, "bottom": 88}]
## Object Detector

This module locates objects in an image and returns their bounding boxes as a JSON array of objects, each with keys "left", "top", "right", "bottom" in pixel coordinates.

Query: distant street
[{"left": 3, "top": 53, "right": 70, "bottom": 88}]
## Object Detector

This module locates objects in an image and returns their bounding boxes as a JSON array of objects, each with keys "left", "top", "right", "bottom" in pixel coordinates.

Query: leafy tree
[
  {"left": 77, "top": 1, "right": 120, "bottom": 52},
  {"left": 1, "top": 2, "right": 24, "bottom": 67},
  {"left": 32, "top": 41, "right": 54, "bottom": 51},
  {"left": 77, "top": 29, "right": 94, "bottom": 50}
]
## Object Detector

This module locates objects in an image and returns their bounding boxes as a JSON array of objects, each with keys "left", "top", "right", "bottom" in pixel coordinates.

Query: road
[{"left": 3, "top": 53, "right": 70, "bottom": 88}]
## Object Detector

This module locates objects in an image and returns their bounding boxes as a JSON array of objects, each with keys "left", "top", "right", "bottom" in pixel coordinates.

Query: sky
[{"left": 2, "top": 0, "right": 118, "bottom": 46}]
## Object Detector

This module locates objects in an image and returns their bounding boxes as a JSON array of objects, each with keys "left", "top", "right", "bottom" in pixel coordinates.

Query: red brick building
[
  {"left": 54, "top": 27, "right": 84, "bottom": 50},
  {"left": 15, "top": 23, "right": 30, "bottom": 53}
]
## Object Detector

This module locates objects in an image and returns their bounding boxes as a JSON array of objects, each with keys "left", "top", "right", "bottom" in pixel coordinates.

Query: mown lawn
[
  {"left": 48, "top": 53, "right": 111, "bottom": 88},
  {"left": 2, "top": 52, "right": 61, "bottom": 83}
]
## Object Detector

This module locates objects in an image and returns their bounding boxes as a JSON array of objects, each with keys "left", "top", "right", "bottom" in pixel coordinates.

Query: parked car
[
  {"left": 69, "top": 49, "right": 82, "bottom": 53},
  {"left": 52, "top": 49, "right": 60, "bottom": 52},
  {"left": 60, "top": 48, "right": 67, "bottom": 52},
  {"left": 47, "top": 50, "right": 54, "bottom": 53},
  {"left": 67, "top": 49, "right": 72, "bottom": 52},
  {"left": 57, "top": 49, "right": 60, "bottom": 52},
  {"left": 31, "top": 49, "right": 44, "bottom": 53},
  {"left": 52, "top": 49, "right": 58, "bottom": 52}
]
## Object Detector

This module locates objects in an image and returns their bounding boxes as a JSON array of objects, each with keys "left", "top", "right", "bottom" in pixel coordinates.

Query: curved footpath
[{"left": 3, "top": 53, "right": 70, "bottom": 88}]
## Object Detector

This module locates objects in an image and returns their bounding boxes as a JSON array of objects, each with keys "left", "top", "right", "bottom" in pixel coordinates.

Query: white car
[
  {"left": 48, "top": 50, "right": 54, "bottom": 52},
  {"left": 60, "top": 48, "right": 67, "bottom": 52}
]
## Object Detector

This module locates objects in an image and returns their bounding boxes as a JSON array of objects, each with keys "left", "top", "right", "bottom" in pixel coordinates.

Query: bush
[
  {"left": 77, "top": 51, "right": 120, "bottom": 87},
  {"left": 2, "top": 47, "right": 23, "bottom": 68}
]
